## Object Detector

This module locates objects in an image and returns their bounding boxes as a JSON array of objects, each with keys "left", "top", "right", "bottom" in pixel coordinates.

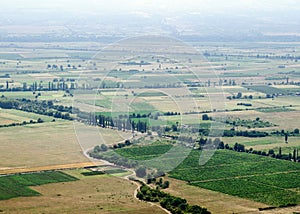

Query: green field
[
  {"left": 192, "top": 178, "right": 299, "bottom": 207},
  {"left": 256, "top": 106, "right": 295, "bottom": 113},
  {"left": 0, "top": 53, "right": 23, "bottom": 60},
  {"left": 115, "top": 144, "right": 173, "bottom": 160},
  {"left": 169, "top": 150, "right": 300, "bottom": 206},
  {"left": 81, "top": 171, "right": 105, "bottom": 176},
  {"left": 243, "top": 85, "right": 286, "bottom": 95},
  {"left": 0, "top": 171, "right": 78, "bottom": 200},
  {"left": 110, "top": 145, "right": 300, "bottom": 206},
  {"left": 93, "top": 142, "right": 191, "bottom": 172},
  {"left": 137, "top": 92, "right": 167, "bottom": 97}
]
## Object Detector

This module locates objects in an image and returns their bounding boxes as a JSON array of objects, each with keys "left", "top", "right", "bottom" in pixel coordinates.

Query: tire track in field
[{"left": 189, "top": 170, "right": 300, "bottom": 183}]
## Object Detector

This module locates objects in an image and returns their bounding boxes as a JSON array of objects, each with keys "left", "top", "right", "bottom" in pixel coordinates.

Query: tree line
[
  {"left": 2, "top": 80, "right": 77, "bottom": 92},
  {"left": 0, "top": 96, "right": 152, "bottom": 132},
  {"left": 222, "top": 129, "right": 268, "bottom": 137},
  {"left": 0, "top": 118, "right": 45, "bottom": 128},
  {"left": 85, "top": 113, "right": 148, "bottom": 133},
  {"left": 137, "top": 183, "right": 210, "bottom": 214},
  {"left": 217, "top": 141, "right": 300, "bottom": 162},
  {"left": 89, "top": 150, "right": 139, "bottom": 169},
  {"left": 0, "top": 97, "right": 73, "bottom": 120}
]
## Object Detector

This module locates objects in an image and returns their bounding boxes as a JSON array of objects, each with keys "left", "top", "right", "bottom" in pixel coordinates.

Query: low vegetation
[
  {"left": 81, "top": 171, "right": 105, "bottom": 176},
  {"left": 0, "top": 97, "right": 73, "bottom": 120},
  {"left": 224, "top": 117, "right": 275, "bottom": 128},
  {"left": 0, "top": 118, "right": 44, "bottom": 128}
]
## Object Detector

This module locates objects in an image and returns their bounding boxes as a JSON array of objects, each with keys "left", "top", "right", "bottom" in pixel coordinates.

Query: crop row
[
  {"left": 0, "top": 171, "right": 78, "bottom": 200},
  {"left": 192, "top": 178, "right": 300, "bottom": 206},
  {"left": 115, "top": 144, "right": 173, "bottom": 160}
]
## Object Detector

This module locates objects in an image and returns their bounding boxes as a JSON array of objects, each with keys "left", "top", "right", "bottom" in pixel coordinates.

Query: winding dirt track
[
  {"left": 83, "top": 146, "right": 171, "bottom": 214},
  {"left": 131, "top": 180, "right": 172, "bottom": 214}
]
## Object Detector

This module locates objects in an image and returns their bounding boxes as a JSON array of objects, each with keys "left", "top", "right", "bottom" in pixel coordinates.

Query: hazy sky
[
  {"left": 0, "top": 0, "right": 299, "bottom": 38},
  {"left": 2, "top": 0, "right": 299, "bottom": 14}
]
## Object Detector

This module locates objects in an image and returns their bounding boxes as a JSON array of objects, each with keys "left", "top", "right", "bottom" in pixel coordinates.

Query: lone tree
[
  {"left": 202, "top": 114, "right": 210, "bottom": 121},
  {"left": 125, "top": 139, "right": 131, "bottom": 146},
  {"left": 37, "top": 118, "right": 44, "bottom": 123},
  {"left": 236, "top": 92, "right": 242, "bottom": 99},
  {"left": 285, "top": 133, "right": 288, "bottom": 144},
  {"left": 100, "top": 144, "right": 108, "bottom": 151},
  {"left": 279, "top": 147, "right": 282, "bottom": 157},
  {"left": 93, "top": 145, "right": 101, "bottom": 153},
  {"left": 135, "top": 166, "right": 147, "bottom": 178},
  {"left": 162, "top": 180, "right": 170, "bottom": 189}
]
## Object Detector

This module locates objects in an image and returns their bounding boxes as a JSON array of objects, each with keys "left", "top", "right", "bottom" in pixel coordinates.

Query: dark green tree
[
  {"left": 202, "top": 114, "right": 210, "bottom": 120},
  {"left": 100, "top": 144, "right": 108, "bottom": 151},
  {"left": 135, "top": 166, "right": 147, "bottom": 178},
  {"left": 285, "top": 133, "right": 288, "bottom": 143}
]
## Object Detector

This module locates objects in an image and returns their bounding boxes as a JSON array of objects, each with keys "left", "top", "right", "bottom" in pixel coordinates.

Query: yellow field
[
  {"left": 0, "top": 108, "right": 56, "bottom": 125},
  {"left": 0, "top": 121, "right": 131, "bottom": 169},
  {"left": 257, "top": 110, "right": 300, "bottom": 130}
]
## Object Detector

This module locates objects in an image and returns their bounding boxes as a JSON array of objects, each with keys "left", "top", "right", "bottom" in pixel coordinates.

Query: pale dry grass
[
  {"left": 0, "top": 121, "right": 87, "bottom": 168},
  {"left": 0, "top": 121, "right": 131, "bottom": 168},
  {"left": 258, "top": 110, "right": 300, "bottom": 130},
  {"left": 0, "top": 108, "right": 55, "bottom": 125}
]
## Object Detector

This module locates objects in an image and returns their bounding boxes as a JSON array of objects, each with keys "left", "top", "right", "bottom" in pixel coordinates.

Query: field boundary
[{"left": 0, "top": 162, "right": 102, "bottom": 175}]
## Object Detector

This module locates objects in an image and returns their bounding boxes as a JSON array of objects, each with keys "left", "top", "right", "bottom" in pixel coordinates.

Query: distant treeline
[
  {"left": 216, "top": 141, "right": 300, "bottom": 162},
  {"left": 89, "top": 151, "right": 139, "bottom": 169},
  {"left": 0, "top": 96, "right": 155, "bottom": 131},
  {"left": 0, "top": 118, "right": 44, "bottom": 128},
  {"left": 196, "top": 128, "right": 269, "bottom": 137},
  {"left": 2, "top": 34, "right": 300, "bottom": 43},
  {"left": 83, "top": 113, "right": 148, "bottom": 133},
  {"left": 0, "top": 97, "right": 73, "bottom": 120},
  {"left": 1, "top": 80, "right": 77, "bottom": 92},
  {"left": 223, "top": 129, "right": 269, "bottom": 137}
]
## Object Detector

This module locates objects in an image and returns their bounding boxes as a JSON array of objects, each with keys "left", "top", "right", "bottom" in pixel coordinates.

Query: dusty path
[{"left": 131, "top": 180, "right": 172, "bottom": 214}]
